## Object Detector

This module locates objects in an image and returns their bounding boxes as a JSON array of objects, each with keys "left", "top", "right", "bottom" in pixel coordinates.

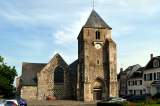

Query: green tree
[{"left": 0, "top": 56, "right": 17, "bottom": 98}]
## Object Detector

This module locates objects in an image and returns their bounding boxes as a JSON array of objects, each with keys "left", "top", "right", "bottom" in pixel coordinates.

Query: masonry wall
[{"left": 21, "top": 86, "right": 37, "bottom": 100}]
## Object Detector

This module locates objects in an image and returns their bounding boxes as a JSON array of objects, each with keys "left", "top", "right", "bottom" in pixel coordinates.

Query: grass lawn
[{"left": 146, "top": 104, "right": 160, "bottom": 106}]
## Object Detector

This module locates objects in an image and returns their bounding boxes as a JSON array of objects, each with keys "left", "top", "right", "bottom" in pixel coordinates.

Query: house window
[
  {"left": 150, "top": 73, "right": 152, "bottom": 80},
  {"left": 146, "top": 73, "right": 152, "bottom": 81},
  {"left": 128, "top": 81, "right": 130, "bottom": 86},
  {"left": 157, "top": 72, "right": 160, "bottom": 80},
  {"left": 144, "top": 74, "right": 146, "bottom": 81},
  {"left": 140, "top": 90, "right": 143, "bottom": 95},
  {"left": 129, "top": 90, "right": 133, "bottom": 95},
  {"left": 132, "top": 81, "right": 134, "bottom": 86},
  {"left": 140, "top": 80, "right": 142, "bottom": 85},
  {"left": 153, "top": 59, "right": 159, "bottom": 68},
  {"left": 96, "top": 31, "right": 100, "bottom": 40},
  {"left": 154, "top": 73, "right": 156, "bottom": 80},
  {"left": 135, "top": 80, "right": 137, "bottom": 85}
]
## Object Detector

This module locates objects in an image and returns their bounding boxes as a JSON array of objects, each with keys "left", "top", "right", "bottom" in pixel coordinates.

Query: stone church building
[{"left": 18, "top": 9, "right": 118, "bottom": 102}]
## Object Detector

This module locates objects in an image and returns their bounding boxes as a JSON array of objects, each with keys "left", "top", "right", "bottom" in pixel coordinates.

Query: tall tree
[{"left": 0, "top": 56, "right": 17, "bottom": 98}]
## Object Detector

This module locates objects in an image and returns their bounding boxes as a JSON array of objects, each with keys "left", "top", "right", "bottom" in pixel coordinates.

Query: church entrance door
[{"left": 93, "top": 88, "right": 102, "bottom": 100}]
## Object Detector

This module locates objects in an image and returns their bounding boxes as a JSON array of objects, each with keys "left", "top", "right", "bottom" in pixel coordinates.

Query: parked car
[
  {"left": 0, "top": 99, "right": 6, "bottom": 106},
  {"left": 5, "top": 99, "right": 19, "bottom": 106},
  {"left": 104, "top": 97, "right": 127, "bottom": 103},
  {"left": 17, "top": 98, "right": 27, "bottom": 106}
]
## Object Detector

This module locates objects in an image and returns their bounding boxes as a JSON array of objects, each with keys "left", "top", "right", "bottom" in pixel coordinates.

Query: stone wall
[
  {"left": 37, "top": 54, "right": 70, "bottom": 100},
  {"left": 78, "top": 26, "right": 118, "bottom": 102},
  {"left": 21, "top": 86, "right": 37, "bottom": 100}
]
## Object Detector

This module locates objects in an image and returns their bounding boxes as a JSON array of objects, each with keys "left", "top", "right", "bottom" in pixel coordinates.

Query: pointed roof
[{"left": 84, "top": 9, "right": 112, "bottom": 29}]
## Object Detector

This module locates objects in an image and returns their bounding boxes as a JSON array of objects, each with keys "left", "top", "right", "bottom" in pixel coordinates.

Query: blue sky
[{"left": 0, "top": 0, "right": 160, "bottom": 76}]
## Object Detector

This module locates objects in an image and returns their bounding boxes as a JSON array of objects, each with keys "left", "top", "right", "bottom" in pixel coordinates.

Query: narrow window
[
  {"left": 135, "top": 80, "right": 137, "bottom": 85},
  {"left": 154, "top": 73, "right": 156, "bottom": 80},
  {"left": 96, "top": 31, "right": 100, "bottom": 40},
  {"left": 150, "top": 73, "right": 152, "bottom": 80},
  {"left": 140, "top": 80, "right": 142, "bottom": 85},
  {"left": 140, "top": 90, "right": 143, "bottom": 95},
  {"left": 144, "top": 74, "right": 146, "bottom": 81},
  {"left": 97, "top": 60, "right": 99, "bottom": 64},
  {"left": 128, "top": 81, "right": 130, "bottom": 86},
  {"left": 147, "top": 74, "right": 150, "bottom": 81},
  {"left": 134, "top": 90, "right": 136, "bottom": 95},
  {"left": 157, "top": 72, "right": 160, "bottom": 80}
]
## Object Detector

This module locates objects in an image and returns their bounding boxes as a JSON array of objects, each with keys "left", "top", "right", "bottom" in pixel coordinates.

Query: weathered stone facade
[
  {"left": 21, "top": 86, "right": 37, "bottom": 100},
  {"left": 77, "top": 10, "right": 118, "bottom": 101},
  {"left": 37, "top": 54, "right": 70, "bottom": 100},
  {"left": 18, "top": 9, "right": 118, "bottom": 102}
]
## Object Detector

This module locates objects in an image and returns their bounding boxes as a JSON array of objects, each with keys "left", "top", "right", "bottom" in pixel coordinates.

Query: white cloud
[{"left": 53, "top": 8, "right": 91, "bottom": 45}]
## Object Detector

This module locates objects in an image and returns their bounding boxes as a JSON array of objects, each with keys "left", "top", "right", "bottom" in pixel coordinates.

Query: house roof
[
  {"left": 84, "top": 9, "right": 112, "bottom": 29},
  {"left": 145, "top": 56, "right": 160, "bottom": 70},
  {"left": 21, "top": 62, "right": 46, "bottom": 86},
  {"left": 123, "top": 64, "right": 141, "bottom": 73},
  {"left": 129, "top": 67, "right": 144, "bottom": 79}
]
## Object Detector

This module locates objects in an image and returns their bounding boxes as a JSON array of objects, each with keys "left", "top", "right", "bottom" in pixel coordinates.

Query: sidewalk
[{"left": 27, "top": 100, "right": 96, "bottom": 106}]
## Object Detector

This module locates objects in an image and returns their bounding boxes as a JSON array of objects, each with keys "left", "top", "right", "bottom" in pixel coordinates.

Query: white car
[
  {"left": 107, "top": 97, "right": 127, "bottom": 103},
  {"left": 0, "top": 99, "right": 6, "bottom": 106},
  {"left": 0, "top": 99, "right": 19, "bottom": 106},
  {"left": 5, "top": 99, "right": 19, "bottom": 105}
]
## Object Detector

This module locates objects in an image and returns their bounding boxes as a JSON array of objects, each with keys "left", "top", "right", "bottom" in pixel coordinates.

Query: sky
[{"left": 0, "top": 0, "right": 160, "bottom": 76}]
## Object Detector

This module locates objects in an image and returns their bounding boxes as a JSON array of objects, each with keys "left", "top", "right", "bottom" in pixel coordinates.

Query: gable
[
  {"left": 145, "top": 56, "right": 160, "bottom": 69},
  {"left": 40, "top": 53, "right": 68, "bottom": 73}
]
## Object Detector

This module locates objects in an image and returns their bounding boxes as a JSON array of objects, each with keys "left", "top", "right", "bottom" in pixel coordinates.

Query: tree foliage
[{"left": 0, "top": 56, "right": 17, "bottom": 97}]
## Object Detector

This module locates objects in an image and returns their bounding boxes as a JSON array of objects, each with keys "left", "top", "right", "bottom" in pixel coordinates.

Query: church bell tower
[{"left": 77, "top": 9, "right": 118, "bottom": 101}]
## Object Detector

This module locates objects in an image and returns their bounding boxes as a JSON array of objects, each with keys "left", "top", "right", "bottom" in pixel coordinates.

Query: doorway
[{"left": 93, "top": 88, "right": 102, "bottom": 100}]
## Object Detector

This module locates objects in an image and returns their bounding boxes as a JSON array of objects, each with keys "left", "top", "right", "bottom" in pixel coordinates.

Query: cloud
[{"left": 53, "top": 8, "right": 91, "bottom": 45}]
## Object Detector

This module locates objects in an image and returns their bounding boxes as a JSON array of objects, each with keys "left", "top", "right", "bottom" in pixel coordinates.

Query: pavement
[{"left": 27, "top": 100, "right": 97, "bottom": 106}]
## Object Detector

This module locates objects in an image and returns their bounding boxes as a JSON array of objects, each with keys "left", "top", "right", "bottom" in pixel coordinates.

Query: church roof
[
  {"left": 84, "top": 9, "right": 112, "bottom": 29},
  {"left": 21, "top": 62, "right": 46, "bottom": 86}
]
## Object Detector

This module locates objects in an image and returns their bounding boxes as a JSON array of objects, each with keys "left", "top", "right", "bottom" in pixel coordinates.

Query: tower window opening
[
  {"left": 96, "top": 31, "right": 100, "bottom": 40},
  {"left": 97, "top": 60, "right": 100, "bottom": 65}
]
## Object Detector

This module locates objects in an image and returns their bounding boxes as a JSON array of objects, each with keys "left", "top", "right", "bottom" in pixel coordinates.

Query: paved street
[{"left": 27, "top": 100, "right": 96, "bottom": 106}]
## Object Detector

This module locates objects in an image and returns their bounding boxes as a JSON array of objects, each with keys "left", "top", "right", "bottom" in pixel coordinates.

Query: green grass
[{"left": 146, "top": 104, "right": 160, "bottom": 106}]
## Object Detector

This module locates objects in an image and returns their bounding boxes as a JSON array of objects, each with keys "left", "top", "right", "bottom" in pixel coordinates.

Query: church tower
[{"left": 77, "top": 9, "right": 118, "bottom": 102}]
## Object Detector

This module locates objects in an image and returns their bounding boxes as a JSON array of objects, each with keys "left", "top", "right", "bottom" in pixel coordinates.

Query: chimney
[
  {"left": 150, "top": 54, "right": 153, "bottom": 59},
  {"left": 120, "top": 68, "right": 123, "bottom": 72}
]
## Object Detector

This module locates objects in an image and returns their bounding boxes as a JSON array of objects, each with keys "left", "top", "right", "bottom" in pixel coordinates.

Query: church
[{"left": 18, "top": 9, "right": 118, "bottom": 102}]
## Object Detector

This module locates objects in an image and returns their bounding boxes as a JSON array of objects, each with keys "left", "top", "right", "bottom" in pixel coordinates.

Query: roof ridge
[{"left": 84, "top": 9, "right": 112, "bottom": 29}]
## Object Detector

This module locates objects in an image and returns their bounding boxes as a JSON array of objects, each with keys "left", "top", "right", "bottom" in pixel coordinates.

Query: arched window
[
  {"left": 96, "top": 31, "right": 100, "bottom": 40},
  {"left": 153, "top": 59, "right": 159, "bottom": 68},
  {"left": 54, "top": 66, "right": 64, "bottom": 83}
]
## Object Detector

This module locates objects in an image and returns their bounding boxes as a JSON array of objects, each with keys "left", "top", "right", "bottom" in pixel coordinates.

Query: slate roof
[
  {"left": 21, "top": 62, "right": 46, "bottom": 86},
  {"left": 84, "top": 9, "right": 112, "bottom": 29},
  {"left": 129, "top": 67, "right": 144, "bottom": 79},
  {"left": 123, "top": 64, "right": 141, "bottom": 73},
  {"left": 145, "top": 56, "right": 160, "bottom": 70}
]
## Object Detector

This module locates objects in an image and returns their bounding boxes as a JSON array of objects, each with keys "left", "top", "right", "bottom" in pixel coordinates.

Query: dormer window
[
  {"left": 96, "top": 31, "right": 100, "bottom": 40},
  {"left": 153, "top": 59, "right": 159, "bottom": 68}
]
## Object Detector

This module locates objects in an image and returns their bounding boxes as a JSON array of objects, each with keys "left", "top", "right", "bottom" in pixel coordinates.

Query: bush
[
  {"left": 145, "top": 98, "right": 157, "bottom": 105},
  {"left": 156, "top": 99, "right": 160, "bottom": 104},
  {"left": 97, "top": 102, "right": 129, "bottom": 106},
  {"left": 152, "top": 93, "right": 160, "bottom": 99}
]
